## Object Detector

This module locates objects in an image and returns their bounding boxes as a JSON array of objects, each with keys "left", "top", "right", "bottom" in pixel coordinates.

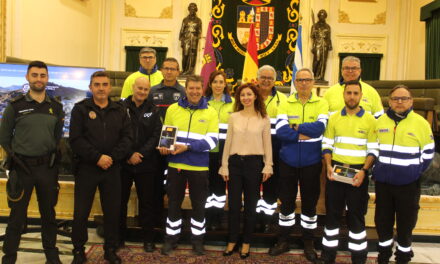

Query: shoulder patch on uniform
[
  {"left": 9, "top": 94, "right": 25, "bottom": 103},
  {"left": 378, "top": 128, "right": 389, "bottom": 133},
  {"left": 50, "top": 96, "right": 62, "bottom": 105},
  {"left": 75, "top": 98, "right": 89, "bottom": 105},
  {"left": 407, "top": 132, "right": 415, "bottom": 137},
  {"left": 199, "top": 119, "right": 206, "bottom": 123}
]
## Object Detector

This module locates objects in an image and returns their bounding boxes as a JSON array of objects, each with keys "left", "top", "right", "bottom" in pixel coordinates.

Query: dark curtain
[
  {"left": 338, "top": 53, "right": 383, "bottom": 81},
  {"left": 124, "top": 46, "right": 168, "bottom": 72},
  {"left": 425, "top": 10, "right": 440, "bottom": 79}
]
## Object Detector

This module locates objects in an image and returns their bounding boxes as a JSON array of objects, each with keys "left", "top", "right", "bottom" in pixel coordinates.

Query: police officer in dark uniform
[
  {"left": 119, "top": 76, "right": 161, "bottom": 252},
  {"left": 0, "top": 61, "right": 65, "bottom": 264},
  {"left": 69, "top": 71, "right": 132, "bottom": 264},
  {"left": 148, "top": 57, "right": 185, "bottom": 227}
]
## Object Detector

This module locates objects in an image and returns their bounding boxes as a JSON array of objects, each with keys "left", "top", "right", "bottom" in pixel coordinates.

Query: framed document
[
  {"left": 333, "top": 165, "right": 358, "bottom": 184},
  {"left": 158, "top": 125, "right": 178, "bottom": 151}
]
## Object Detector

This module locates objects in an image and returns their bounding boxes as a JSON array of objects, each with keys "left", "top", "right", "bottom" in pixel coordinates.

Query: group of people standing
[{"left": 0, "top": 49, "right": 434, "bottom": 264}]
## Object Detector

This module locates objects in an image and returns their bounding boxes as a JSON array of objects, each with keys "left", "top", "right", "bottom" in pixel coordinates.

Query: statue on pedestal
[
  {"left": 311, "top": 9, "right": 332, "bottom": 83},
  {"left": 179, "top": 3, "right": 202, "bottom": 75}
]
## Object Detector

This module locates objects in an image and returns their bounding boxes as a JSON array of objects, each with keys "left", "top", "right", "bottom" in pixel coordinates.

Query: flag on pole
[
  {"left": 291, "top": 24, "right": 303, "bottom": 94},
  {"left": 200, "top": 19, "right": 217, "bottom": 91},
  {"left": 241, "top": 23, "right": 258, "bottom": 83}
]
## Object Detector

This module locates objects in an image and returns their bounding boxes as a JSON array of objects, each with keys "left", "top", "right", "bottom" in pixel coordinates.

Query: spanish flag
[{"left": 241, "top": 23, "right": 258, "bottom": 83}]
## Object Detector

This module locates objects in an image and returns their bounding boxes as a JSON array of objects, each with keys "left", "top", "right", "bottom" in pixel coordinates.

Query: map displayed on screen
[{"left": 0, "top": 63, "right": 105, "bottom": 137}]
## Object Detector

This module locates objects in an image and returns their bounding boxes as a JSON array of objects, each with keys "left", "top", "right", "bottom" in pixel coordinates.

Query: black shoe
[
  {"left": 161, "top": 241, "right": 177, "bottom": 255},
  {"left": 45, "top": 256, "right": 62, "bottom": 264},
  {"left": 117, "top": 240, "right": 125, "bottom": 249},
  {"left": 71, "top": 249, "right": 86, "bottom": 264},
  {"left": 268, "top": 241, "right": 290, "bottom": 256},
  {"left": 2, "top": 254, "right": 17, "bottom": 264},
  {"left": 192, "top": 241, "right": 205, "bottom": 256},
  {"left": 143, "top": 242, "right": 156, "bottom": 253},
  {"left": 223, "top": 243, "right": 238, "bottom": 256},
  {"left": 317, "top": 250, "right": 336, "bottom": 264},
  {"left": 303, "top": 240, "right": 318, "bottom": 262},
  {"left": 240, "top": 251, "right": 250, "bottom": 259},
  {"left": 104, "top": 250, "right": 121, "bottom": 264}
]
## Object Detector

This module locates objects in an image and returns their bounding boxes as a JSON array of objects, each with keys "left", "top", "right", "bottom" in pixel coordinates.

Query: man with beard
[
  {"left": 0, "top": 61, "right": 65, "bottom": 264},
  {"left": 70, "top": 71, "right": 132, "bottom": 264},
  {"left": 318, "top": 81, "right": 378, "bottom": 264},
  {"left": 373, "top": 85, "right": 434, "bottom": 264}
]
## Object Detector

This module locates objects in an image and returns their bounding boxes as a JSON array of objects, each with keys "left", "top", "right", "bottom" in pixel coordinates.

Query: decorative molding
[
  {"left": 0, "top": 0, "right": 5, "bottom": 61},
  {"left": 159, "top": 6, "right": 172, "bottom": 18},
  {"left": 338, "top": 9, "right": 351, "bottom": 23},
  {"left": 125, "top": 3, "right": 137, "bottom": 17},
  {"left": 332, "top": 34, "right": 387, "bottom": 82},
  {"left": 124, "top": 0, "right": 173, "bottom": 19},
  {"left": 122, "top": 30, "right": 170, "bottom": 47},
  {"left": 373, "top": 11, "right": 386, "bottom": 24}
]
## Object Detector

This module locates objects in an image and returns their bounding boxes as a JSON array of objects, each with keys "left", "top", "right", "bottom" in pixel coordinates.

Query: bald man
[{"left": 119, "top": 77, "right": 162, "bottom": 252}]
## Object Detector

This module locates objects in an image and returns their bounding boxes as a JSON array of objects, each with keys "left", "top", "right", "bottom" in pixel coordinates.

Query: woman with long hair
[
  {"left": 219, "top": 83, "right": 273, "bottom": 259},
  {"left": 204, "top": 70, "right": 234, "bottom": 230}
]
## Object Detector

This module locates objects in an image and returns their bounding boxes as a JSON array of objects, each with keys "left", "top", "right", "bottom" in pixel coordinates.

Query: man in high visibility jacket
[
  {"left": 318, "top": 81, "right": 378, "bottom": 264},
  {"left": 120, "top": 47, "right": 164, "bottom": 99},
  {"left": 269, "top": 68, "right": 328, "bottom": 262},
  {"left": 255, "top": 65, "right": 287, "bottom": 232},
  {"left": 158, "top": 75, "right": 219, "bottom": 256},
  {"left": 373, "top": 85, "right": 434, "bottom": 264},
  {"left": 324, "top": 56, "right": 383, "bottom": 118}
]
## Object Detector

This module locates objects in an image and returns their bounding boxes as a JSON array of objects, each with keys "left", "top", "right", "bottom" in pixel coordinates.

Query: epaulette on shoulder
[
  {"left": 9, "top": 94, "right": 25, "bottom": 103},
  {"left": 75, "top": 98, "right": 89, "bottom": 105},
  {"left": 50, "top": 96, "right": 63, "bottom": 105}
]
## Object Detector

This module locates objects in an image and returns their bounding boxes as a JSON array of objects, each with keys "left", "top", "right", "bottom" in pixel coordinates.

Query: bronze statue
[
  {"left": 311, "top": 9, "right": 332, "bottom": 82},
  {"left": 179, "top": 3, "right": 202, "bottom": 75}
]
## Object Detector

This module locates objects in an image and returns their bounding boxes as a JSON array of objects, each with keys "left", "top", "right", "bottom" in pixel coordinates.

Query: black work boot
[
  {"left": 71, "top": 249, "right": 86, "bottom": 264},
  {"left": 1, "top": 253, "right": 17, "bottom": 264},
  {"left": 303, "top": 239, "right": 318, "bottom": 262},
  {"left": 268, "top": 241, "right": 290, "bottom": 256},
  {"left": 104, "top": 249, "right": 121, "bottom": 264},
  {"left": 192, "top": 240, "right": 205, "bottom": 256},
  {"left": 351, "top": 254, "right": 367, "bottom": 264},
  {"left": 316, "top": 249, "right": 336, "bottom": 264},
  {"left": 161, "top": 240, "right": 177, "bottom": 255},
  {"left": 377, "top": 245, "right": 392, "bottom": 264},
  {"left": 395, "top": 248, "right": 413, "bottom": 264}
]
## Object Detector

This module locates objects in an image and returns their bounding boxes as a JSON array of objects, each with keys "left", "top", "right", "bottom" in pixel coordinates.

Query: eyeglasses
[
  {"left": 259, "top": 76, "right": 274, "bottom": 81},
  {"left": 390, "top": 96, "right": 411, "bottom": 102},
  {"left": 162, "top": 67, "right": 178, "bottom": 72},
  {"left": 295, "top": 78, "right": 313, "bottom": 83},
  {"left": 140, "top": 56, "right": 155, "bottom": 60},
  {"left": 342, "top": 66, "right": 360, "bottom": 72}
]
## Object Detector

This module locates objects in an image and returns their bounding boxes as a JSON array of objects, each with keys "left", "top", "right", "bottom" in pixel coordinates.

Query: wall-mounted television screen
[{"left": 0, "top": 63, "right": 105, "bottom": 137}]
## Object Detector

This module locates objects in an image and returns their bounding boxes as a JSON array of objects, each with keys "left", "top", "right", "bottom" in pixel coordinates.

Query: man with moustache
[
  {"left": 324, "top": 56, "right": 383, "bottom": 118},
  {"left": 148, "top": 57, "right": 185, "bottom": 227},
  {"left": 70, "top": 71, "right": 132, "bottom": 264},
  {"left": 119, "top": 77, "right": 161, "bottom": 252},
  {"left": 158, "top": 75, "right": 218, "bottom": 256},
  {"left": 255, "top": 65, "right": 287, "bottom": 232},
  {"left": 318, "top": 81, "right": 378, "bottom": 264},
  {"left": 0, "top": 61, "right": 64, "bottom": 264},
  {"left": 373, "top": 85, "right": 434, "bottom": 264},
  {"left": 120, "top": 47, "right": 163, "bottom": 99},
  {"left": 269, "top": 68, "right": 329, "bottom": 262}
]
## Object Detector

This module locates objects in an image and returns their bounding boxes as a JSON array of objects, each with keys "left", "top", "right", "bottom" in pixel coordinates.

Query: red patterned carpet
[{"left": 86, "top": 244, "right": 378, "bottom": 264}]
